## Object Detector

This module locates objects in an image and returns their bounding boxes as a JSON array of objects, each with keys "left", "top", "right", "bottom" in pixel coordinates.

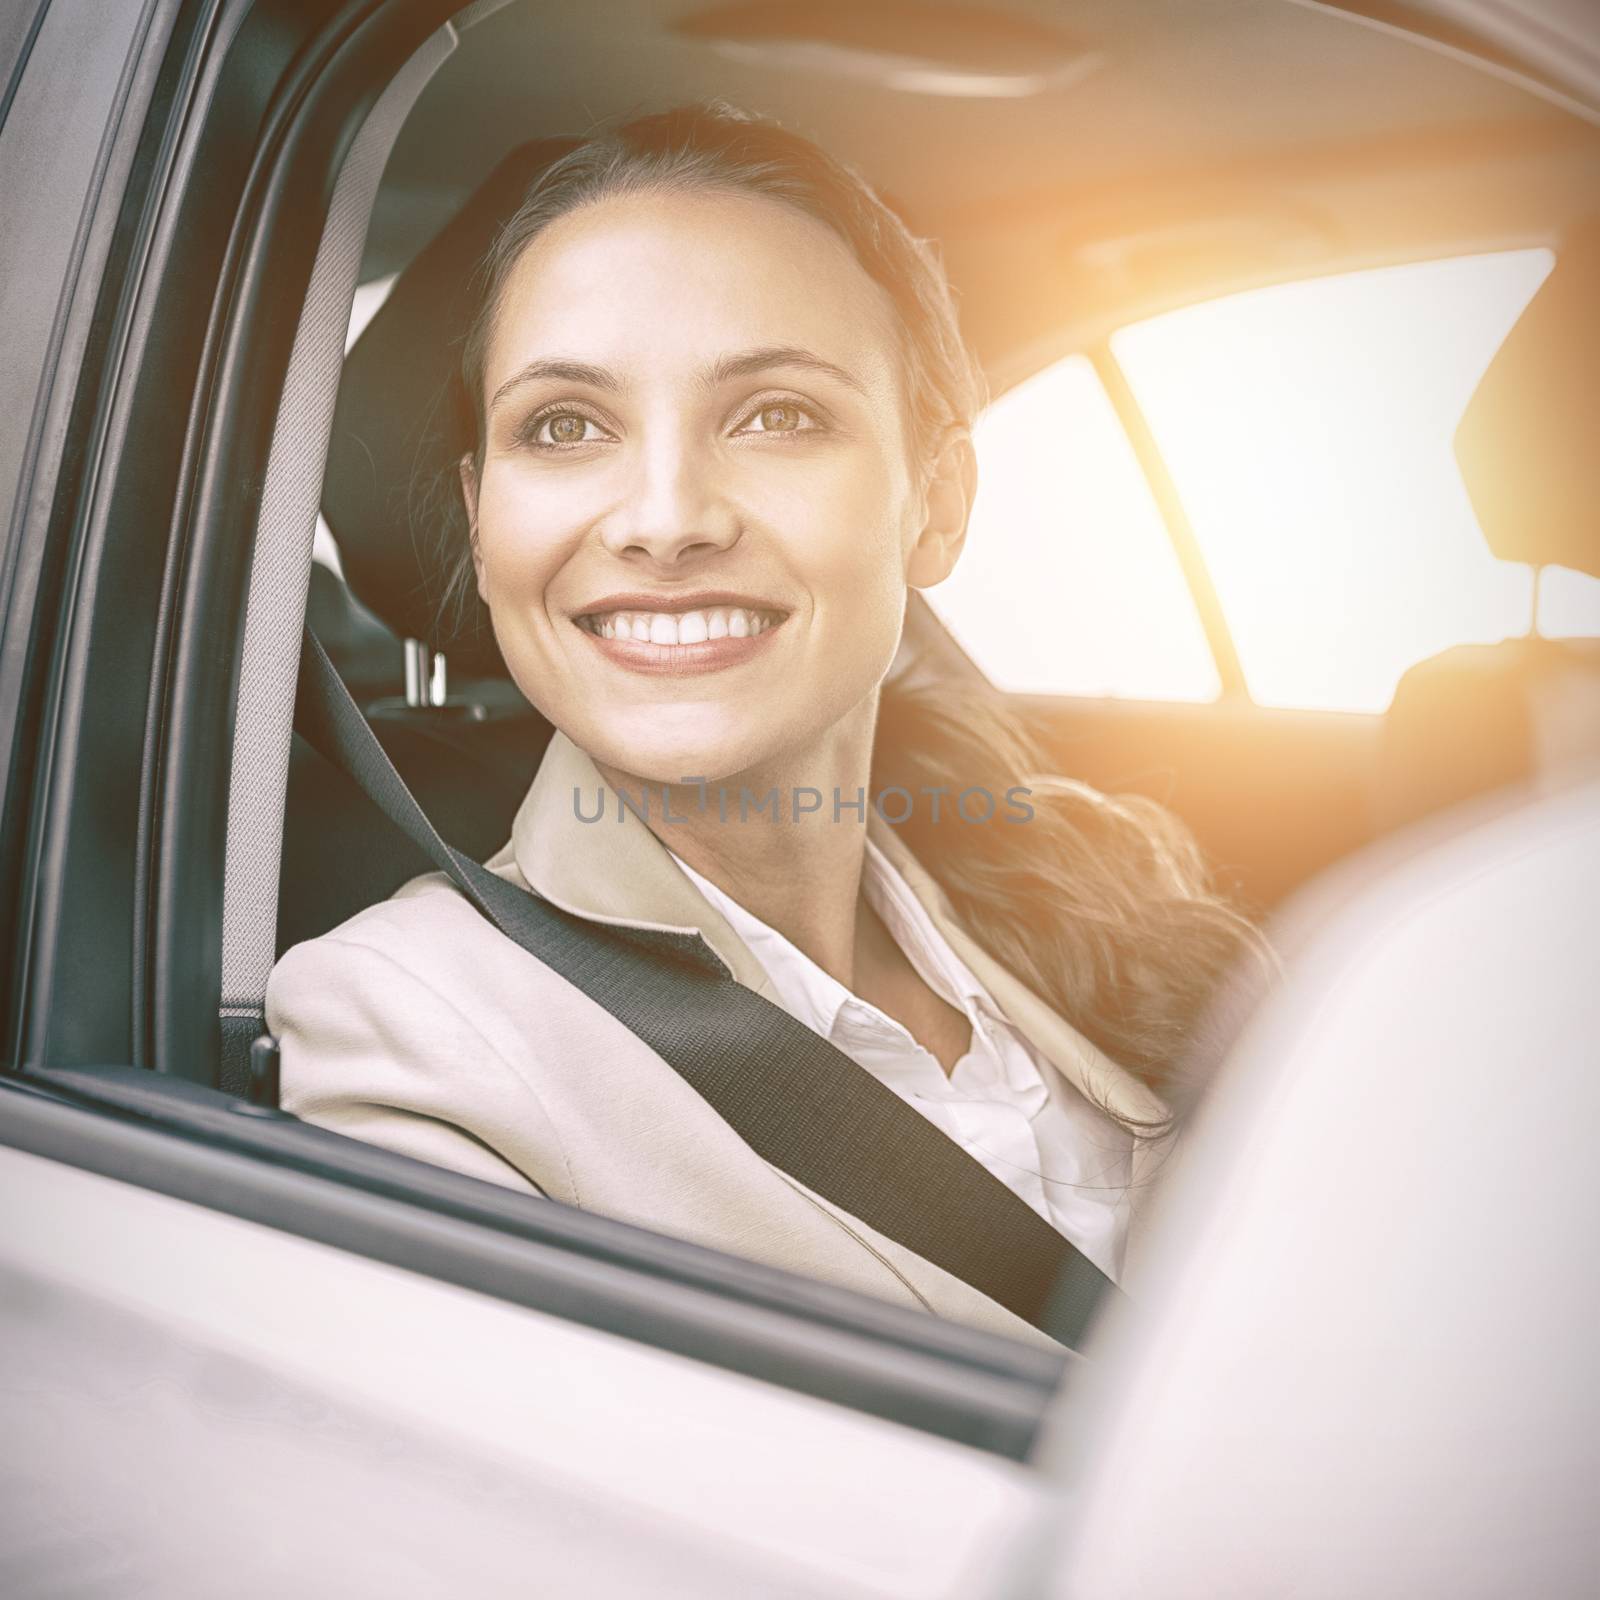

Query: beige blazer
[{"left": 267, "top": 731, "right": 1172, "bottom": 1350}]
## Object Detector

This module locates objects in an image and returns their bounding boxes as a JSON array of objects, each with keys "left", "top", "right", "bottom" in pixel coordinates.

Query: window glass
[
  {"left": 928, "top": 354, "right": 1219, "bottom": 702},
  {"left": 1537, "top": 564, "right": 1600, "bottom": 640},
  {"left": 1112, "top": 251, "right": 1557, "bottom": 712}
]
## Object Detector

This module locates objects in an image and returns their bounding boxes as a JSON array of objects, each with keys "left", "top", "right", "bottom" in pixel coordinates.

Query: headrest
[
  {"left": 323, "top": 139, "right": 579, "bottom": 678},
  {"left": 1455, "top": 219, "right": 1600, "bottom": 581}
]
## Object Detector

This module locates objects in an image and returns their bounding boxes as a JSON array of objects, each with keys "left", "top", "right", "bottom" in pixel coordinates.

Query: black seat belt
[{"left": 294, "top": 625, "right": 1122, "bottom": 1346}]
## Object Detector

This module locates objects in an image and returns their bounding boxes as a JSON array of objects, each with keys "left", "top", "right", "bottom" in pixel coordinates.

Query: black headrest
[
  {"left": 1455, "top": 219, "right": 1600, "bottom": 581},
  {"left": 323, "top": 139, "right": 580, "bottom": 677}
]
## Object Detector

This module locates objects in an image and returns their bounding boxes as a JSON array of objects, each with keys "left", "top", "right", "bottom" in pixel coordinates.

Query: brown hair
[{"left": 435, "top": 102, "right": 1270, "bottom": 1125}]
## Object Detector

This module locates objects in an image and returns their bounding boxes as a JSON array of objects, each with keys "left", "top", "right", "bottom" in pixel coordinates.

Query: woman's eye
[
  {"left": 527, "top": 411, "right": 605, "bottom": 447},
  {"left": 741, "top": 402, "right": 820, "bottom": 437}
]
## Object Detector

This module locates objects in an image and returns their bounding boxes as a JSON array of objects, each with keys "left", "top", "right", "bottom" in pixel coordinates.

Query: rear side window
[
  {"left": 1112, "top": 249, "right": 1594, "bottom": 712},
  {"left": 939, "top": 250, "right": 1600, "bottom": 715},
  {"left": 929, "top": 354, "right": 1220, "bottom": 702}
]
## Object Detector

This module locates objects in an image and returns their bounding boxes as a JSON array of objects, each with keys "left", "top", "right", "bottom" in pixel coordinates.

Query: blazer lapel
[{"left": 488, "top": 731, "right": 777, "bottom": 999}]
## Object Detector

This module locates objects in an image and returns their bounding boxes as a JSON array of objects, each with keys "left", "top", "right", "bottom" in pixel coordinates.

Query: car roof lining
[{"left": 356, "top": 0, "right": 1600, "bottom": 380}]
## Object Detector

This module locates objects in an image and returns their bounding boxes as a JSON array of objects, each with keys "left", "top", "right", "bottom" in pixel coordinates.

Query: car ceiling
[{"left": 364, "top": 0, "right": 1600, "bottom": 384}]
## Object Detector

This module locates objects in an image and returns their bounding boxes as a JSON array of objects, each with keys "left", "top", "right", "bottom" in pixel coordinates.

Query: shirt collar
[
  {"left": 678, "top": 839, "right": 1047, "bottom": 1109},
  {"left": 859, "top": 835, "right": 991, "bottom": 1017},
  {"left": 671, "top": 851, "right": 855, "bottom": 1042}
]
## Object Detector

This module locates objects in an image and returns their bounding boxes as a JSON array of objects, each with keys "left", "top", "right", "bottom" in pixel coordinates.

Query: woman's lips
[{"left": 573, "top": 613, "right": 787, "bottom": 676}]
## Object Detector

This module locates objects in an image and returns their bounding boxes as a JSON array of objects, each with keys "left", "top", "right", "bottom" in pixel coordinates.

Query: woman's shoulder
[
  {"left": 266, "top": 851, "right": 542, "bottom": 1025},
  {"left": 264, "top": 856, "right": 583, "bottom": 1202},
  {"left": 276, "top": 847, "right": 526, "bottom": 963},
  {"left": 264, "top": 852, "right": 571, "bottom": 1104}
]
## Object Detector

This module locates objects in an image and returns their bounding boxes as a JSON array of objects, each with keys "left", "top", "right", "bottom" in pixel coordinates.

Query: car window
[
  {"left": 1110, "top": 249, "right": 1598, "bottom": 713},
  {"left": 927, "top": 354, "right": 1221, "bottom": 702}
]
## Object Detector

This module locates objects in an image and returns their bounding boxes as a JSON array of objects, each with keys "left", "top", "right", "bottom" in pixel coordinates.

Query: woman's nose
[{"left": 597, "top": 435, "right": 741, "bottom": 567}]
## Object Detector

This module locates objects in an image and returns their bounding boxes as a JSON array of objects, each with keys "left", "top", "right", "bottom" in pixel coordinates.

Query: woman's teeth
[{"left": 581, "top": 607, "right": 782, "bottom": 643}]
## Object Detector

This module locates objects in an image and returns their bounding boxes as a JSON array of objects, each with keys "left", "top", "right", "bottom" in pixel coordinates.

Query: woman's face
[{"left": 463, "top": 186, "right": 969, "bottom": 787}]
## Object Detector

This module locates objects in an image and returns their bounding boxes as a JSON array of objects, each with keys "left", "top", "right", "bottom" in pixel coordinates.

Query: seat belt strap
[{"left": 294, "top": 625, "right": 1121, "bottom": 1345}]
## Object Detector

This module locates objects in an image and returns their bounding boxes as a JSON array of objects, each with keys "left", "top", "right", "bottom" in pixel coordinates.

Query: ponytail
[{"left": 873, "top": 681, "right": 1272, "bottom": 1120}]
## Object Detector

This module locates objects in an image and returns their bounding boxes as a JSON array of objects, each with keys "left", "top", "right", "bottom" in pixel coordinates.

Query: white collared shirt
[{"left": 672, "top": 838, "right": 1132, "bottom": 1282}]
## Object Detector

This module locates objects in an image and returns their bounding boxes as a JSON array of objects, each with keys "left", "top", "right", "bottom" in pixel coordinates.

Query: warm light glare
[
  {"left": 1538, "top": 564, "right": 1600, "bottom": 639},
  {"left": 1113, "top": 250, "right": 1560, "bottom": 712},
  {"left": 930, "top": 355, "right": 1219, "bottom": 701}
]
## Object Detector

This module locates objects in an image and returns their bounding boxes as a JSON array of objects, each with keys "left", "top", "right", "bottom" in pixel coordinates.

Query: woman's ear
[
  {"left": 458, "top": 453, "right": 487, "bottom": 602},
  {"left": 906, "top": 430, "right": 977, "bottom": 590}
]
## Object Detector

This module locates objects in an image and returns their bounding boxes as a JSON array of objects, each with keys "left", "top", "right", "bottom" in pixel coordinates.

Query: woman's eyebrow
[
  {"left": 705, "top": 345, "right": 868, "bottom": 395},
  {"left": 489, "top": 345, "right": 868, "bottom": 413},
  {"left": 490, "top": 357, "right": 624, "bottom": 412}
]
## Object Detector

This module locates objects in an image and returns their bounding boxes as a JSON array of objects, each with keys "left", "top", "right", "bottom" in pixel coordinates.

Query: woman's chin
[{"left": 578, "top": 717, "right": 785, "bottom": 792}]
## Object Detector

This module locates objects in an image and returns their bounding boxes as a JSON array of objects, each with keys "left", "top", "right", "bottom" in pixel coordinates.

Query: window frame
[{"left": 0, "top": 0, "right": 188, "bottom": 1059}]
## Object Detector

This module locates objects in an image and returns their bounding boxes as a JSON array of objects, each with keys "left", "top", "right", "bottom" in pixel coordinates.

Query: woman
[{"left": 267, "top": 103, "right": 1264, "bottom": 1349}]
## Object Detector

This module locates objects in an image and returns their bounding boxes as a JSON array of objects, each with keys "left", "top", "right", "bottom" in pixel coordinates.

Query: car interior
[
  {"left": 282, "top": 0, "right": 1600, "bottom": 973},
  {"left": 7, "top": 0, "right": 1599, "bottom": 1463}
]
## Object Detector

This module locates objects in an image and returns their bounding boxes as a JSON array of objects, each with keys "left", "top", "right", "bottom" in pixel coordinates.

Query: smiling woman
[
  {"left": 460, "top": 184, "right": 933, "bottom": 780},
  {"left": 266, "top": 103, "right": 1268, "bottom": 1344}
]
